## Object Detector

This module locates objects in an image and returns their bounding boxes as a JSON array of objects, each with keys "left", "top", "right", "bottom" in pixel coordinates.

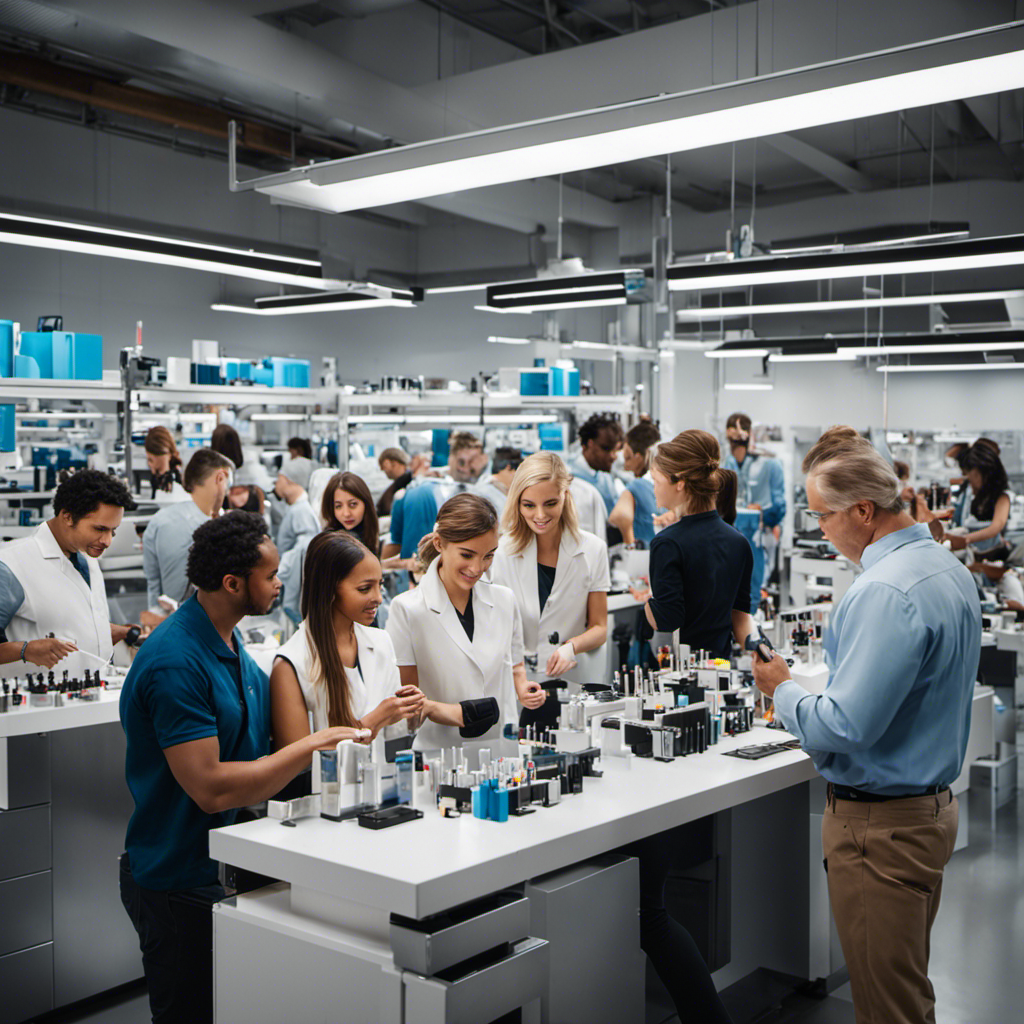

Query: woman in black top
[{"left": 628, "top": 430, "right": 757, "bottom": 1024}]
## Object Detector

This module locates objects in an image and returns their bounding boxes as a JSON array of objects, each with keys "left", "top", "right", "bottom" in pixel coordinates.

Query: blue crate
[
  {"left": 0, "top": 321, "right": 13, "bottom": 378},
  {"left": 0, "top": 405, "right": 13, "bottom": 452},
  {"left": 18, "top": 332, "right": 53, "bottom": 377}
]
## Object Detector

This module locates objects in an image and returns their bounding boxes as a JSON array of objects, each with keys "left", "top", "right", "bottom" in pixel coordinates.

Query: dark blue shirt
[
  {"left": 648, "top": 509, "right": 753, "bottom": 659},
  {"left": 120, "top": 595, "right": 269, "bottom": 891}
]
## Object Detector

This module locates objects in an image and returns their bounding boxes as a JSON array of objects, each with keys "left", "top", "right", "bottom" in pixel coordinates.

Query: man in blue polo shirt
[{"left": 119, "top": 512, "right": 367, "bottom": 1024}]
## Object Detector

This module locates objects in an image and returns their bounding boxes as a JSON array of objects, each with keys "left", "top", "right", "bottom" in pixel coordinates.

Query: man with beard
[{"left": 119, "top": 513, "right": 368, "bottom": 1023}]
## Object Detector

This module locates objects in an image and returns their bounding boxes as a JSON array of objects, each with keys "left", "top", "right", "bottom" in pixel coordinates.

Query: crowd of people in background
[{"left": 108, "top": 410, "right": 1007, "bottom": 1024}]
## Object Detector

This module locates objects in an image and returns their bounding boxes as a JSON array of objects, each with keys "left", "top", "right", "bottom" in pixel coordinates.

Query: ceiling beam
[
  {"left": 0, "top": 48, "right": 353, "bottom": 160},
  {"left": 764, "top": 133, "right": 874, "bottom": 192}
]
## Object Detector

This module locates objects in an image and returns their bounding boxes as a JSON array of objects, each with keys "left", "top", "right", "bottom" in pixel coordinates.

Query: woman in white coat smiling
[
  {"left": 386, "top": 493, "right": 546, "bottom": 753},
  {"left": 490, "top": 453, "right": 610, "bottom": 719}
]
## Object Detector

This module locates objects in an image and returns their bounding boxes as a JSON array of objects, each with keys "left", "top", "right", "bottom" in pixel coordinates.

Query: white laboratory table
[
  {"left": 0, "top": 687, "right": 122, "bottom": 739},
  {"left": 0, "top": 684, "right": 140, "bottom": 1024},
  {"left": 210, "top": 728, "right": 823, "bottom": 1024},
  {"left": 212, "top": 728, "right": 814, "bottom": 921}
]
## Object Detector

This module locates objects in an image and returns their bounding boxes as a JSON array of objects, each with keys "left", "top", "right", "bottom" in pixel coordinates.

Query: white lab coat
[
  {"left": 275, "top": 621, "right": 401, "bottom": 731},
  {"left": 0, "top": 523, "right": 113, "bottom": 679},
  {"left": 386, "top": 557, "right": 523, "bottom": 752},
  {"left": 570, "top": 477, "right": 608, "bottom": 539},
  {"left": 490, "top": 529, "right": 610, "bottom": 684}
]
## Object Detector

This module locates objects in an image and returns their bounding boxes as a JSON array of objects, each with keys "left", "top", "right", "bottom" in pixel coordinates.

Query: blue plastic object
[
  {"left": 191, "top": 363, "right": 225, "bottom": 386},
  {"left": 538, "top": 423, "right": 564, "bottom": 451},
  {"left": 0, "top": 405, "right": 14, "bottom": 452},
  {"left": 14, "top": 354, "right": 40, "bottom": 378},
  {"left": 51, "top": 331, "right": 74, "bottom": 378},
  {"left": 548, "top": 366, "right": 580, "bottom": 396},
  {"left": 0, "top": 321, "right": 13, "bottom": 377},
  {"left": 18, "top": 332, "right": 53, "bottom": 377},
  {"left": 264, "top": 356, "right": 311, "bottom": 388},
  {"left": 71, "top": 332, "right": 103, "bottom": 380},
  {"left": 519, "top": 368, "right": 549, "bottom": 396}
]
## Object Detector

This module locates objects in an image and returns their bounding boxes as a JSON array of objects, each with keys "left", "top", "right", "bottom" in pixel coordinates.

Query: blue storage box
[
  {"left": 51, "top": 331, "right": 74, "bottom": 378},
  {"left": 251, "top": 364, "right": 274, "bottom": 387},
  {"left": 264, "top": 357, "right": 311, "bottom": 388},
  {"left": 519, "top": 368, "right": 549, "bottom": 396},
  {"left": 191, "top": 363, "right": 225, "bottom": 385},
  {"left": 71, "top": 332, "right": 103, "bottom": 380},
  {"left": 538, "top": 423, "right": 564, "bottom": 451},
  {"left": 0, "top": 321, "right": 14, "bottom": 378},
  {"left": 549, "top": 366, "right": 580, "bottom": 396},
  {"left": 0, "top": 405, "right": 13, "bottom": 452},
  {"left": 18, "top": 332, "right": 53, "bottom": 377}
]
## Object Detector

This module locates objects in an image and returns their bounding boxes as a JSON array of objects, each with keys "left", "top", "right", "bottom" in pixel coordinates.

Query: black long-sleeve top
[{"left": 648, "top": 509, "right": 753, "bottom": 660}]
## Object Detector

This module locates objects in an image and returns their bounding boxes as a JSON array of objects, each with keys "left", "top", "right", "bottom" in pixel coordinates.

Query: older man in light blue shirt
[{"left": 753, "top": 426, "right": 980, "bottom": 1024}]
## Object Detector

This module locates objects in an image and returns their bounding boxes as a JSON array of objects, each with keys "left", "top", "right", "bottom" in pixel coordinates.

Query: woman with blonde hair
[
  {"left": 386, "top": 493, "right": 545, "bottom": 752},
  {"left": 490, "top": 453, "right": 609, "bottom": 704}
]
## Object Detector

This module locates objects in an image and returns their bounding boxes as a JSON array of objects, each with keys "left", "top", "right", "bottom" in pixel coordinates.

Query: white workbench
[
  {"left": 0, "top": 687, "right": 122, "bottom": 738},
  {"left": 211, "top": 727, "right": 815, "bottom": 920}
]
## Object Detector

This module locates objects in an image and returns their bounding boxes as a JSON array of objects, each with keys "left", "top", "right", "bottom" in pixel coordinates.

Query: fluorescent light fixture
[
  {"left": 769, "top": 350, "right": 859, "bottom": 362},
  {"left": 0, "top": 212, "right": 338, "bottom": 289},
  {"left": 213, "top": 286, "right": 421, "bottom": 315},
  {"left": 669, "top": 232, "right": 1024, "bottom": 292},
  {"left": 676, "top": 288, "right": 1024, "bottom": 320},
  {"left": 487, "top": 336, "right": 534, "bottom": 344},
  {"left": 840, "top": 330, "right": 1024, "bottom": 357},
  {"left": 769, "top": 229, "right": 970, "bottom": 256},
  {"left": 704, "top": 341, "right": 771, "bottom": 359},
  {"left": 484, "top": 270, "right": 645, "bottom": 313},
  {"left": 475, "top": 305, "right": 532, "bottom": 314},
  {"left": 243, "top": 23, "right": 1024, "bottom": 212},
  {"left": 877, "top": 361, "right": 1024, "bottom": 373},
  {"left": 250, "top": 413, "right": 310, "bottom": 421},
  {"left": 724, "top": 383, "right": 774, "bottom": 390},
  {"left": 425, "top": 283, "right": 491, "bottom": 294}
]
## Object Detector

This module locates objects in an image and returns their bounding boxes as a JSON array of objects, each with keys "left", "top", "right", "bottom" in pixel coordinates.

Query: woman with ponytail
[
  {"left": 144, "top": 426, "right": 186, "bottom": 501},
  {"left": 386, "top": 493, "right": 546, "bottom": 753},
  {"left": 625, "top": 429, "right": 754, "bottom": 1024}
]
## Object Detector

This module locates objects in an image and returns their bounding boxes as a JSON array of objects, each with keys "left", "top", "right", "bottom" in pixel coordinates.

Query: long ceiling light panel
[
  {"left": 669, "top": 232, "right": 1024, "bottom": 291},
  {"left": 0, "top": 212, "right": 338, "bottom": 289},
  {"left": 242, "top": 22, "right": 1024, "bottom": 212},
  {"left": 839, "top": 330, "right": 1024, "bottom": 357},
  {"left": 676, "top": 288, "right": 1024, "bottom": 319},
  {"left": 212, "top": 286, "right": 421, "bottom": 315},
  {"left": 478, "top": 270, "right": 646, "bottom": 314}
]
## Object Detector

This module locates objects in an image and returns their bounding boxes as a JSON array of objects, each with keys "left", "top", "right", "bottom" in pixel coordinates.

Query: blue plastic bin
[{"left": 0, "top": 405, "right": 14, "bottom": 452}]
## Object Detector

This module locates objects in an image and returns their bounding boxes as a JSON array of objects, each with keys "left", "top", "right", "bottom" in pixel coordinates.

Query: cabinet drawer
[
  {"left": 0, "top": 943, "right": 53, "bottom": 1024},
  {"left": 0, "top": 734, "right": 51, "bottom": 810},
  {"left": 404, "top": 937, "right": 548, "bottom": 1024},
  {"left": 390, "top": 890, "right": 530, "bottom": 976},
  {"left": 0, "top": 805, "right": 51, "bottom": 881},
  {"left": 0, "top": 871, "right": 52, "bottom": 957}
]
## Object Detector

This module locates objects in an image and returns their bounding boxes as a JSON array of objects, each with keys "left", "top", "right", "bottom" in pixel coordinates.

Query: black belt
[{"left": 830, "top": 783, "right": 948, "bottom": 803}]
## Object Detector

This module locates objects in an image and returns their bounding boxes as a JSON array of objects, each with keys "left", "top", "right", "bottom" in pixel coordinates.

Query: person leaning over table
[
  {"left": 0, "top": 469, "right": 139, "bottom": 677},
  {"left": 751, "top": 426, "right": 980, "bottom": 1024},
  {"left": 626, "top": 428, "right": 757, "bottom": 1024},
  {"left": 386, "top": 492, "right": 546, "bottom": 753},
  {"left": 120, "top": 513, "right": 369, "bottom": 1024}
]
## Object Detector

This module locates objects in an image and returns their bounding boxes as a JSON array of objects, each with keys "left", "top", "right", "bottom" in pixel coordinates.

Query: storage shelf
[
  {"left": 134, "top": 385, "right": 331, "bottom": 406},
  {"left": 0, "top": 378, "right": 121, "bottom": 402}
]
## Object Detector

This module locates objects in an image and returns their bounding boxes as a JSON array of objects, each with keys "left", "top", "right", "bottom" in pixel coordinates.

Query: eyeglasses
[{"left": 804, "top": 505, "right": 852, "bottom": 524}]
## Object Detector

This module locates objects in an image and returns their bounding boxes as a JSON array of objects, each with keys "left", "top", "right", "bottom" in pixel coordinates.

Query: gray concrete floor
[{"left": 31, "top": 791, "right": 1024, "bottom": 1024}]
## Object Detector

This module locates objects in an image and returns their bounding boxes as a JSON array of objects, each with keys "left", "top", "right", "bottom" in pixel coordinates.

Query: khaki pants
[{"left": 823, "top": 788, "right": 958, "bottom": 1024}]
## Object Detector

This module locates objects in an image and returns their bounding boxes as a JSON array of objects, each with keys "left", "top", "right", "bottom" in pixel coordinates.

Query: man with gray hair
[{"left": 752, "top": 425, "right": 980, "bottom": 1024}]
